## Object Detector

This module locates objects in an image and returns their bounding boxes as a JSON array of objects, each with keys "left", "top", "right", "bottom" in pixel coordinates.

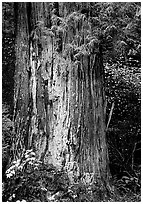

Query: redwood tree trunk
[
  {"left": 13, "top": 3, "right": 30, "bottom": 156},
  {"left": 13, "top": 2, "right": 110, "bottom": 185}
]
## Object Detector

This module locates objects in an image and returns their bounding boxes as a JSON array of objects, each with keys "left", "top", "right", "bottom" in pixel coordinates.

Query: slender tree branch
[{"left": 106, "top": 102, "right": 115, "bottom": 131}]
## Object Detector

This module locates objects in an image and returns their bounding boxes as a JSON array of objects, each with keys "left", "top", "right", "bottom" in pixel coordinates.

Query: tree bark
[
  {"left": 13, "top": 2, "right": 30, "bottom": 156},
  {"left": 13, "top": 2, "right": 110, "bottom": 185}
]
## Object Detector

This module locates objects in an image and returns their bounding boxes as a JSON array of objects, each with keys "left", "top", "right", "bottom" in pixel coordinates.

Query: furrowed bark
[{"left": 13, "top": 2, "right": 110, "bottom": 186}]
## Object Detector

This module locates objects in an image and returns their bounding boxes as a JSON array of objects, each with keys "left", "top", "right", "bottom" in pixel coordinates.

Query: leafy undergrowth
[{"left": 2, "top": 150, "right": 141, "bottom": 202}]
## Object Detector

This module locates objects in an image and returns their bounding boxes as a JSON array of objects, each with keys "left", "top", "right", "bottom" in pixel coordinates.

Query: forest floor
[{"left": 2, "top": 162, "right": 141, "bottom": 202}]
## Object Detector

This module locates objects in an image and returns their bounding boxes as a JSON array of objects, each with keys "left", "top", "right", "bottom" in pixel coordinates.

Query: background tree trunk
[
  {"left": 13, "top": 2, "right": 110, "bottom": 185},
  {"left": 13, "top": 3, "right": 30, "bottom": 156}
]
